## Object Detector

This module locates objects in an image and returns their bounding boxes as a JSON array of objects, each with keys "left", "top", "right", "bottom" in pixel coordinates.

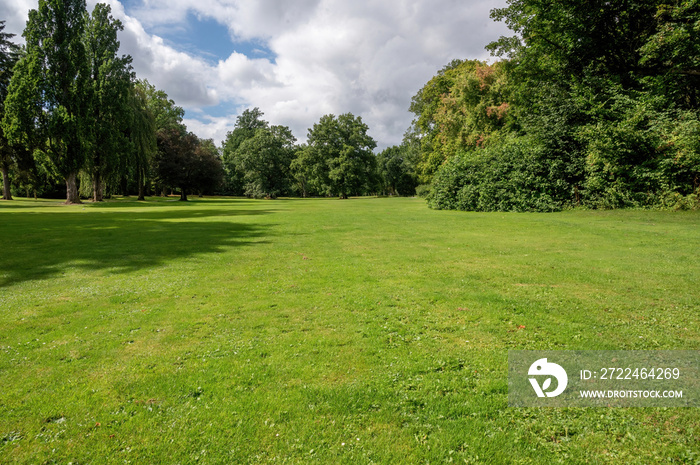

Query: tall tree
[
  {"left": 407, "top": 60, "right": 513, "bottom": 182},
  {"left": 128, "top": 82, "right": 157, "bottom": 201},
  {"left": 139, "top": 79, "right": 185, "bottom": 132},
  {"left": 0, "top": 21, "right": 22, "bottom": 200},
  {"left": 2, "top": 0, "right": 90, "bottom": 204},
  {"left": 84, "top": 3, "right": 133, "bottom": 202}
]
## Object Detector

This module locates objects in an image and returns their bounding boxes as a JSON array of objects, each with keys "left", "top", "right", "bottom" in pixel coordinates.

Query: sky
[{"left": 1, "top": 0, "right": 510, "bottom": 149}]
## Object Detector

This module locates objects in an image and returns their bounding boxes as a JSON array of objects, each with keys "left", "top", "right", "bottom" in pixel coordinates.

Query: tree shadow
[{"left": 0, "top": 206, "right": 273, "bottom": 288}]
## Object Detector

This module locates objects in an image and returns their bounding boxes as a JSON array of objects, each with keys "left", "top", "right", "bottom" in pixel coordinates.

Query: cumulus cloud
[{"left": 2, "top": 0, "right": 510, "bottom": 148}]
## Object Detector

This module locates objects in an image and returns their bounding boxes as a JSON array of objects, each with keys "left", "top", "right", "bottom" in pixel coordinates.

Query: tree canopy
[{"left": 421, "top": 0, "right": 700, "bottom": 212}]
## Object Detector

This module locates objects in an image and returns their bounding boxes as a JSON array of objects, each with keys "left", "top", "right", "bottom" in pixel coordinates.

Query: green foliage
[
  {"left": 419, "top": 0, "right": 700, "bottom": 212},
  {"left": 237, "top": 125, "right": 296, "bottom": 199},
  {"left": 83, "top": 3, "right": 133, "bottom": 201},
  {"left": 290, "top": 143, "right": 327, "bottom": 197},
  {"left": 427, "top": 136, "right": 574, "bottom": 212},
  {"left": 639, "top": 0, "right": 700, "bottom": 108},
  {"left": 221, "top": 107, "right": 269, "bottom": 195},
  {"left": 407, "top": 60, "right": 513, "bottom": 182},
  {"left": 305, "top": 113, "right": 377, "bottom": 198},
  {"left": 138, "top": 79, "right": 185, "bottom": 132},
  {"left": 128, "top": 81, "right": 157, "bottom": 200},
  {"left": 414, "top": 183, "right": 431, "bottom": 198},
  {"left": 153, "top": 129, "right": 223, "bottom": 201},
  {"left": 375, "top": 144, "right": 419, "bottom": 196},
  {"left": 2, "top": 0, "right": 91, "bottom": 203},
  {"left": 0, "top": 21, "right": 23, "bottom": 200}
]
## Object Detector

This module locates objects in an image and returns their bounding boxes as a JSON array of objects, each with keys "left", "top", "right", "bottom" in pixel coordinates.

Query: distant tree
[
  {"left": 237, "top": 125, "right": 296, "bottom": 198},
  {"left": 376, "top": 144, "right": 419, "bottom": 196},
  {"left": 2, "top": 0, "right": 91, "bottom": 204},
  {"left": 0, "top": 21, "right": 22, "bottom": 200},
  {"left": 290, "top": 144, "right": 323, "bottom": 197},
  {"left": 306, "top": 113, "right": 377, "bottom": 198},
  {"left": 221, "top": 107, "right": 268, "bottom": 195},
  {"left": 193, "top": 139, "right": 224, "bottom": 196},
  {"left": 153, "top": 129, "right": 223, "bottom": 201},
  {"left": 83, "top": 3, "right": 133, "bottom": 202}
]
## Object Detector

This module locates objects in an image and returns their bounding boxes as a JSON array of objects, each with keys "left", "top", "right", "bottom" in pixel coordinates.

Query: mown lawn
[{"left": 0, "top": 196, "right": 698, "bottom": 464}]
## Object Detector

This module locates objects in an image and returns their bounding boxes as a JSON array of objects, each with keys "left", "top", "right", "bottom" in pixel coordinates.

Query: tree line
[
  {"left": 411, "top": 0, "right": 700, "bottom": 211},
  {"left": 0, "top": 0, "right": 419, "bottom": 203},
  {"left": 0, "top": 0, "right": 223, "bottom": 203},
  {"left": 220, "top": 108, "right": 419, "bottom": 199},
  {"left": 7, "top": 1, "right": 691, "bottom": 210}
]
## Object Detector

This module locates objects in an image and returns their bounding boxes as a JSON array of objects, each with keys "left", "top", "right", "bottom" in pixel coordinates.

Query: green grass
[{"left": 1, "top": 196, "right": 698, "bottom": 464}]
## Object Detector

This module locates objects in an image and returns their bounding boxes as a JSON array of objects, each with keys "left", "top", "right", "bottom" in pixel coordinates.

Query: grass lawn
[{"left": 0, "top": 196, "right": 698, "bottom": 464}]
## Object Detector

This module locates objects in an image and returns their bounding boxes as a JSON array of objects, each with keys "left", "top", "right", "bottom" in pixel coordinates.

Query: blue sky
[{"left": 1, "top": 0, "right": 509, "bottom": 148}]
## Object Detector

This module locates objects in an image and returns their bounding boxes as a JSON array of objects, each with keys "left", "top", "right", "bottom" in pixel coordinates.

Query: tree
[
  {"left": 221, "top": 107, "right": 268, "bottom": 195},
  {"left": 290, "top": 144, "right": 321, "bottom": 197},
  {"left": 139, "top": 79, "right": 185, "bottom": 132},
  {"left": 236, "top": 125, "right": 296, "bottom": 199},
  {"left": 3, "top": 0, "right": 91, "bottom": 204},
  {"left": 640, "top": 0, "right": 700, "bottom": 108},
  {"left": 83, "top": 3, "right": 133, "bottom": 202},
  {"left": 408, "top": 60, "right": 513, "bottom": 182},
  {"left": 306, "top": 113, "right": 377, "bottom": 198},
  {"left": 128, "top": 82, "right": 157, "bottom": 200},
  {"left": 152, "top": 129, "right": 223, "bottom": 201},
  {"left": 0, "top": 21, "right": 22, "bottom": 200},
  {"left": 192, "top": 139, "right": 224, "bottom": 196},
  {"left": 376, "top": 144, "right": 419, "bottom": 196}
]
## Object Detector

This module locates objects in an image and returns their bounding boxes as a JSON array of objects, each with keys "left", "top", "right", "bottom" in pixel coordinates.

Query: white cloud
[{"left": 2, "top": 0, "right": 510, "bottom": 148}]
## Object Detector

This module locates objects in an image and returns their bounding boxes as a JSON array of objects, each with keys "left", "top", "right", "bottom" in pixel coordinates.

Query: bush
[
  {"left": 415, "top": 184, "right": 431, "bottom": 198},
  {"left": 427, "top": 136, "right": 580, "bottom": 212}
]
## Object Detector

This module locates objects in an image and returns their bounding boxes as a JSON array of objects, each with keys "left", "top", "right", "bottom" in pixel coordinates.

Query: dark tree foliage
[
  {"left": 83, "top": 4, "right": 133, "bottom": 202},
  {"left": 376, "top": 144, "right": 419, "bottom": 196},
  {"left": 192, "top": 139, "right": 225, "bottom": 196},
  {"left": 153, "top": 128, "right": 223, "bottom": 201}
]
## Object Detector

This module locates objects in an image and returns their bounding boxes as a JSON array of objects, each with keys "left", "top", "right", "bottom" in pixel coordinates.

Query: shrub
[{"left": 427, "top": 136, "right": 579, "bottom": 212}]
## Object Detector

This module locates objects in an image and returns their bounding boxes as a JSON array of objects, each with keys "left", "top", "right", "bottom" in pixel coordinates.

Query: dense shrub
[{"left": 427, "top": 137, "right": 578, "bottom": 212}]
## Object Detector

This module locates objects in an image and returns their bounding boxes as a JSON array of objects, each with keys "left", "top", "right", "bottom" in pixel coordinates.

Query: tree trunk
[
  {"left": 179, "top": 188, "right": 188, "bottom": 201},
  {"left": 65, "top": 172, "right": 82, "bottom": 204},
  {"left": 92, "top": 170, "right": 103, "bottom": 202},
  {"left": 137, "top": 169, "right": 145, "bottom": 201},
  {"left": 1, "top": 164, "right": 12, "bottom": 200}
]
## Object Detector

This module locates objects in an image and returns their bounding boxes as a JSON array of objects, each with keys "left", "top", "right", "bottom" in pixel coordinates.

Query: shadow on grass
[{"left": 0, "top": 206, "right": 273, "bottom": 288}]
